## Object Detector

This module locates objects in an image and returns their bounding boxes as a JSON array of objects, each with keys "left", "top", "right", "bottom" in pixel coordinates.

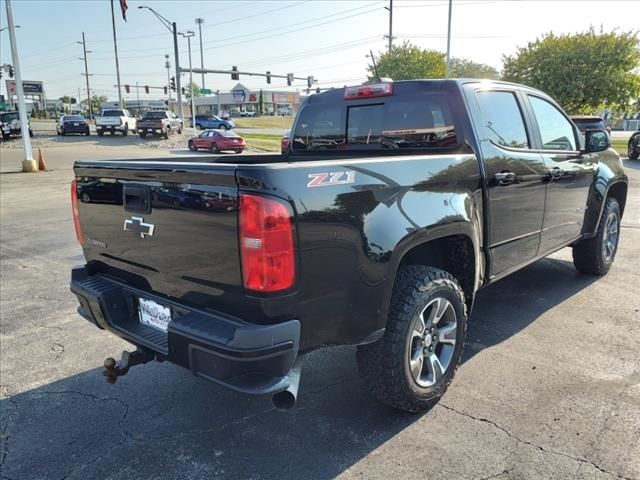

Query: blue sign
[{"left": 232, "top": 89, "right": 246, "bottom": 104}]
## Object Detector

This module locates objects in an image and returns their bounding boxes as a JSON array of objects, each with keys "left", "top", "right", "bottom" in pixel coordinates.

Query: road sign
[{"left": 200, "top": 88, "right": 212, "bottom": 94}]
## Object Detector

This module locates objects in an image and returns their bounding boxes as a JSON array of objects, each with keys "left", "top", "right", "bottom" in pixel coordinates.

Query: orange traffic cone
[{"left": 37, "top": 147, "right": 47, "bottom": 171}]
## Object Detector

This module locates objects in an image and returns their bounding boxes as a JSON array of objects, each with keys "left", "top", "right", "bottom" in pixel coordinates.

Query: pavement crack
[
  {"left": 27, "top": 391, "right": 131, "bottom": 480},
  {"left": 476, "top": 469, "right": 513, "bottom": 480},
  {"left": 299, "top": 376, "right": 361, "bottom": 399},
  {"left": 439, "top": 403, "right": 636, "bottom": 480}
]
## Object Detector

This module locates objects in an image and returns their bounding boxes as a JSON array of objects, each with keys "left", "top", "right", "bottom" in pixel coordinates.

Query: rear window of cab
[{"left": 292, "top": 87, "right": 457, "bottom": 152}]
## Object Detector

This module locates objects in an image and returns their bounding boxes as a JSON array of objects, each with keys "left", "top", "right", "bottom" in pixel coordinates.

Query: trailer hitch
[{"left": 103, "top": 348, "right": 154, "bottom": 384}]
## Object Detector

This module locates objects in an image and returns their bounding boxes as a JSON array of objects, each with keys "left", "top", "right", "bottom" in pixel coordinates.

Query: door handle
[
  {"left": 548, "top": 166, "right": 564, "bottom": 181},
  {"left": 494, "top": 171, "right": 516, "bottom": 185}
]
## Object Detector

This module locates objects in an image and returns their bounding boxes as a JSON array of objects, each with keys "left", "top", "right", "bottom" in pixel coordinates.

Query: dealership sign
[
  {"left": 232, "top": 89, "right": 246, "bottom": 104},
  {"left": 6, "top": 80, "right": 44, "bottom": 95}
]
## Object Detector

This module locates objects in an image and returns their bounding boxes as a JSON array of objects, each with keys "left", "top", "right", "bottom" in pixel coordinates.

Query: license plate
[
  {"left": 138, "top": 298, "right": 171, "bottom": 332},
  {"left": 73, "top": 123, "right": 79, "bottom": 126}
]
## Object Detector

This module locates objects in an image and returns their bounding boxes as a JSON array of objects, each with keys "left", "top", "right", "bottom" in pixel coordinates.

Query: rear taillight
[
  {"left": 344, "top": 82, "right": 393, "bottom": 100},
  {"left": 240, "top": 193, "right": 295, "bottom": 292},
  {"left": 71, "top": 180, "right": 84, "bottom": 245}
]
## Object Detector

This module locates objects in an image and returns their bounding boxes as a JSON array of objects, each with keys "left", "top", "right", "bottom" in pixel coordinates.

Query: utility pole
[
  {"left": 165, "top": 54, "right": 172, "bottom": 108},
  {"left": 445, "top": 0, "right": 453, "bottom": 79},
  {"left": 78, "top": 32, "right": 93, "bottom": 119},
  {"left": 4, "top": 0, "right": 34, "bottom": 170},
  {"left": 110, "top": 0, "right": 123, "bottom": 108},
  {"left": 384, "top": 0, "right": 394, "bottom": 54},
  {"left": 135, "top": 81, "right": 141, "bottom": 113},
  {"left": 195, "top": 18, "right": 205, "bottom": 89}
]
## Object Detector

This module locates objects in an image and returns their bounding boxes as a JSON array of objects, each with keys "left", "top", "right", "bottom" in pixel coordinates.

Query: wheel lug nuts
[
  {"left": 432, "top": 335, "right": 437, "bottom": 341},
  {"left": 428, "top": 346, "right": 433, "bottom": 352}
]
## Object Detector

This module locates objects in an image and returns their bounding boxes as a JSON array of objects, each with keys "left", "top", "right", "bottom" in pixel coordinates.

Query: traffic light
[
  {"left": 8, "top": 65, "right": 14, "bottom": 78},
  {"left": 231, "top": 66, "right": 239, "bottom": 81},
  {"left": 124, "top": 84, "right": 130, "bottom": 93},
  {"left": 170, "top": 76, "right": 176, "bottom": 91},
  {"left": 307, "top": 76, "right": 314, "bottom": 88},
  {"left": 266, "top": 71, "right": 271, "bottom": 84},
  {"left": 144, "top": 85, "right": 149, "bottom": 94},
  {"left": 164, "top": 86, "right": 167, "bottom": 95},
  {"left": 287, "top": 73, "right": 294, "bottom": 86}
]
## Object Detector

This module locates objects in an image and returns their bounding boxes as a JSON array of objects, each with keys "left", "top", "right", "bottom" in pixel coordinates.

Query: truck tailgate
[{"left": 73, "top": 162, "right": 242, "bottom": 312}]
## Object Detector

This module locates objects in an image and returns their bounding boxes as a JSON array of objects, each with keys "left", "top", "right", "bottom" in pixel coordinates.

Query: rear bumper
[
  {"left": 97, "top": 125, "right": 126, "bottom": 131},
  {"left": 70, "top": 266, "right": 300, "bottom": 395}
]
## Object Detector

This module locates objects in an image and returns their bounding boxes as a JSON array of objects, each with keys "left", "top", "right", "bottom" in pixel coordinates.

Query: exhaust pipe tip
[
  {"left": 271, "top": 360, "right": 302, "bottom": 411},
  {"left": 272, "top": 390, "right": 297, "bottom": 411}
]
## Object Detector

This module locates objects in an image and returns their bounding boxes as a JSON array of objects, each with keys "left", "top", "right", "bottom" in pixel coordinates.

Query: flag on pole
[{"left": 119, "top": 0, "right": 128, "bottom": 21}]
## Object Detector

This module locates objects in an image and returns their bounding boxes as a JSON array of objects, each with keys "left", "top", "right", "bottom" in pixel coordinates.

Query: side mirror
[{"left": 584, "top": 130, "right": 610, "bottom": 153}]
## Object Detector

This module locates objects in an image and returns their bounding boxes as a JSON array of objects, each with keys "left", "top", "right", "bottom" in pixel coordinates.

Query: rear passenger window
[
  {"left": 528, "top": 96, "right": 576, "bottom": 151},
  {"left": 475, "top": 91, "right": 529, "bottom": 149}
]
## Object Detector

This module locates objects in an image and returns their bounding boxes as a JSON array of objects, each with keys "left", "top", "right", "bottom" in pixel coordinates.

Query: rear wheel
[
  {"left": 234, "top": 149, "right": 242, "bottom": 154},
  {"left": 357, "top": 266, "right": 467, "bottom": 413},
  {"left": 218, "top": 124, "right": 228, "bottom": 131},
  {"left": 85, "top": 129, "right": 90, "bottom": 136},
  {"left": 196, "top": 124, "right": 202, "bottom": 130},
  {"left": 573, "top": 197, "right": 621, "bottom": 275},
  {"left": 210, "top": 143, "right": 220, "bottom": 153},
  {"left": 163, "top": 127, "right": 170, "bottom": 139},
  {"left": 188, "top": 140, "right": 196, "bottom": 151},
  {"left": 97, "top": 130, "right": 104, "bottom": 137},
  {"left": 139, "top": 132, "right": 147, "bottom": 138},
  {"left": 122, "top": 125, "right": 128, "bottom": 137}
]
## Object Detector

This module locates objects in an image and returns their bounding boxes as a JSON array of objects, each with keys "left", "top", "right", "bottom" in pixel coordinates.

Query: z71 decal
[{"left": 307, "top": 171, "right": 356, "bottom": 188}]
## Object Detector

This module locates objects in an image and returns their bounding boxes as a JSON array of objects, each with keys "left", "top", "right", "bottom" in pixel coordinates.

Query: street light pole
[
  {"left": 4, "top": 0, "right": 34, "bottom": 171},
  {"left": 110, "top": 0, "right": 123, "bottom": 108},
  {"left": 445, "top": 0, "right": 453, "bottom": 79},
  {"left": 138, "top": 6, "right": 184, "bottom": 121},
  {"left": 180, "top": 31, "right": 196, "bottom": 135},
  {"left": 195, "top": 18, "right": 205, "bottom": 89}
]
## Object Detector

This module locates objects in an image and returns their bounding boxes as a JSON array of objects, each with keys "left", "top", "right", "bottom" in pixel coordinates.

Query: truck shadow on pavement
[{"left": 1, "top": 256, "right": 599, "bottom": 480}]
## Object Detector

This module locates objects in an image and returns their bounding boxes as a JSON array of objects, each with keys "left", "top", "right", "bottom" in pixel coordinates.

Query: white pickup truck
[{"left": 96, "top": 109, "right": 136, "bottom": 136}]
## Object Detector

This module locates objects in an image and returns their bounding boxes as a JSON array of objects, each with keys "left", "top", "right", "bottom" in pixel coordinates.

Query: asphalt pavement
[{"left": 1, "top": 142, "right": 639, "bottom": 480}]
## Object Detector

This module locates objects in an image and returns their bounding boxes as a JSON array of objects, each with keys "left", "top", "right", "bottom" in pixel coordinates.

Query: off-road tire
[
  {"left": 357, "top": 266, "right": 467, "bottom": 413},
  {"left": 573, "top": 197, "right": 621, "bottom": 275}
]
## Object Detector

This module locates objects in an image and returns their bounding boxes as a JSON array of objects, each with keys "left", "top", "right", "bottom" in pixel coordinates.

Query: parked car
[
  {"left": 571, "top": 115, "right": 611, "bottom": 135},
  {"left": 137, "top": 111, "right": 182, "bottom": 139},
  {"left": 239, "top": 110, "right": 257, "bottom": 117},
  {"left": 0, "top": 111, "right": 33, "bottom": 140},
  {"left": 57, "top": 115, "right": 90, "bottom": 136},
  {"left": 95, "top": 109, "right": 136, "bottom": 136},
  {"left": 70, "top": 79, "right": 627, "bottom": 413},
  {"left": 194, "top": 115, "right": 235, "bottom": 130},
  {"left": 188, "top": 129, "right": 246, "bottom": 153},
  {"left": 628, "top": 131, "right": 640, "bottom": 160},
  {"left": 281, "top": 130, "right": 290, "bottom": 153}
]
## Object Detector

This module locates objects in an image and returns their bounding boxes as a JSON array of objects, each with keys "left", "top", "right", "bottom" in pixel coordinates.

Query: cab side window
[
  {"left": 475, "top": 91, "right": 529, "bottom": 149},
  {"left": 528, "top": 96, "right": 576, "bottom": 151}
]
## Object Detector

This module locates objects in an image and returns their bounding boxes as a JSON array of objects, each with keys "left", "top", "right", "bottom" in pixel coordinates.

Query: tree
[
  {"left": 368, "top": 41, "right": 445, "bottom": 81},
  {"left": 185, "top": 82, "right": 201, "bottom": 98},
  {"left": 449, "top": 57, "right": 499, "bottom": 79},
  {"left": 80, "top": 95, "right": 108, "bottom": 115},
  {"left": 502, "top": 29, "right": 640, "bottom": 114},
  {"left": 59, "top": 96, "right": 72, "bottom": 104}
]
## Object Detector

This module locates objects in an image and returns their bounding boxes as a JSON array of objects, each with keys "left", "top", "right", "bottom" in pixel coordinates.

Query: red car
[
  {"left": 188, "top": 129, "right": 246, "bottom": 153},
  {"left": 281, "top": 130, "right": 290, "bottom": 153}
]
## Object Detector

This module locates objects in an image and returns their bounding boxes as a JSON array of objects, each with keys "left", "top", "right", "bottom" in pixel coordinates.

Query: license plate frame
[{"left": 138, "top": 297, "right": 171, "bottom": 332}]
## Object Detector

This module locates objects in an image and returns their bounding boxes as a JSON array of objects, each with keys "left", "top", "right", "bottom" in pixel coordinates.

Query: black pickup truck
[{"left": 70, "top": 80, "right": 627, "bottom": 412}]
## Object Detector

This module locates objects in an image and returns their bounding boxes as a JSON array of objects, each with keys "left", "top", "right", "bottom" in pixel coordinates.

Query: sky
[{"left": 0, "top": 0, "right": 638, "bottom": 102}]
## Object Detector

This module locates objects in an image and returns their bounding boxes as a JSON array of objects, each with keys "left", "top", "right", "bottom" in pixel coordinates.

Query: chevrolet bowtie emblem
[{"left": 124, "top": 216, "right": 155, "bottom": 238}]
